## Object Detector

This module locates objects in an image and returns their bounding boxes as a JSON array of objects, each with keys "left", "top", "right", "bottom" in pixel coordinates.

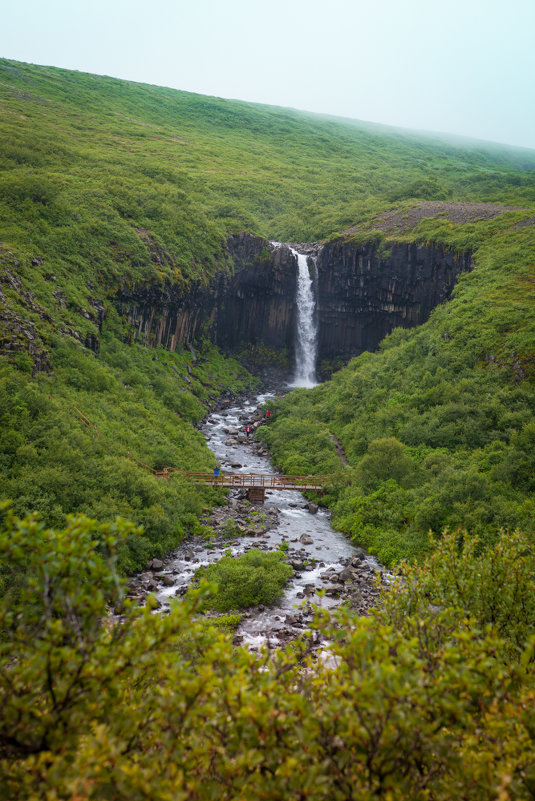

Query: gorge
[
  {"left": 115, "top": 233, "right": 473, "bottom": 378},
  {"left": 2, "top": 57, "right": 535, "bottom": 799}
]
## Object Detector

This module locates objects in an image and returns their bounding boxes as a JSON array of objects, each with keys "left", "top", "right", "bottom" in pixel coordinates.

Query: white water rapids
[{"left": 290, "top": 248, "right": 318, "bottom": 388}]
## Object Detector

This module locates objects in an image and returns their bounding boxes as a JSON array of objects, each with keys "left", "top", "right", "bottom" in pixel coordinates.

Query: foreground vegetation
[{"left": 2, "top": 509, "right": 535, "bottom": 799}]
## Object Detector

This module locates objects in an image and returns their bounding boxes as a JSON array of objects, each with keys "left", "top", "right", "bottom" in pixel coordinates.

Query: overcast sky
[{"left": 2, "top": 0, "right": 534, "bottom": 150}]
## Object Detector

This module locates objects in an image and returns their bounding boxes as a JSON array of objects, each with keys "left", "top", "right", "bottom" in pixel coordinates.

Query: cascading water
[{"left": 291, "top": 248, "right": 318, "bottom": 387}]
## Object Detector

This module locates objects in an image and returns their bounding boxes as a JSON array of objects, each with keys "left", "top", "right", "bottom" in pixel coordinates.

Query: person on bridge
[{"left": 213, "top": 466, "right": 220, "bottom": 477}]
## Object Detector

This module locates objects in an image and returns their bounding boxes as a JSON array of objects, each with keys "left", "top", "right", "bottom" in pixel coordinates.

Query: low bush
[
  {"left": 192, "top": 548, "right": 293, "bottom": 610},
  {"left": 2, "top": 511, "right": 535, "bottom": 799}
]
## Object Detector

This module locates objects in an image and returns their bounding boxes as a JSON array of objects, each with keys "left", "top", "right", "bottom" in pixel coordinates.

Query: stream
[{"left": 132, "top": 392, "right": 384, "bottom": 650}]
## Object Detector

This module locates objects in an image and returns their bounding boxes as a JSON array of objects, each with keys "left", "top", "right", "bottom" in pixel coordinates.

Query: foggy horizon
[{"left": 2, "top": 0, "right": 534, "bottom": 151}]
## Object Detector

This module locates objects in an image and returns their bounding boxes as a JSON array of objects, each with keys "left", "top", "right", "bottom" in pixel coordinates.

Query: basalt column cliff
[
  {"left": 115, "top": 235, "right": 297, "bottom": 357},
  {"left": 316, "top": 240, "right": 472, "bottom": 365},
  {"left": 114, "top": 234, "right": 472, "bottom": 371}
]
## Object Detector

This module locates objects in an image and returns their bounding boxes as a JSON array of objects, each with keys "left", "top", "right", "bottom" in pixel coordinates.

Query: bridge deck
[{"left": 164, "top": 469, "right": 333, "bottom": 491}]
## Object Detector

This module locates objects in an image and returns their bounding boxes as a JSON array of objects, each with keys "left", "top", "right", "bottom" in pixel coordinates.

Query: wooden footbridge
[
  {"left": 163, "top": 470, "right": 334, "bottom": 502},
  {"left": 128, "top": 455, "right": 334, "bottom": 502}
]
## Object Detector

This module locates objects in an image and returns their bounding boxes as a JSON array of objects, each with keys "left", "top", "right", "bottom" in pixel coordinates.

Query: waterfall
[{"left": 290, "top": 248, "right": 318, "bottom": 387}]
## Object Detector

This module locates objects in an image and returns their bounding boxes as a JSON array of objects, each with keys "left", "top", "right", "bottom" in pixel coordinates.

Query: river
[{"left": 142, "top": 391, "right": 383, "bottom": 650}]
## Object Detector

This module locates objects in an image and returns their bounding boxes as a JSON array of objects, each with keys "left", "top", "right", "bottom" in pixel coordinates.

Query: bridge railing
[{"left": 164, "top": 469, "right": 334, "bottom": 489}]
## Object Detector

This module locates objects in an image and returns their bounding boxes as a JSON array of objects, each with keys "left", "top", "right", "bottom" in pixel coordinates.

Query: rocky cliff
[
  {"left": 114, "top": 234, "right": 297, "bottom": 358},
  {"left": 114, "top": 233, "right": 472, "bottom": 375},
  {"left": 316, "top": 240, "right": 472, "bottom": 366}
]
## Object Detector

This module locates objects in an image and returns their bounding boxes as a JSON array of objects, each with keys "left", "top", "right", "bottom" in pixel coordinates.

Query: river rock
[
  {"left": 308, "top": 503, "right": 319, "bottom": 514},
  {"left": 160, "top": 574, "right": 175, "bottom": 587},
  {"left": 285, "top": 614, "right": 300, "bottom": 625},
  {"left": 147, "top": 558, "right": 164, "bottom": 570},
  {"left": 338, "top": 567, "right": 356, "bottom": 582},
  {"left": 325, "top": 585, "right": 341, "bottom": 596},
  {"left": 299, "top": 534, "right": 313, "bottom": 545}
]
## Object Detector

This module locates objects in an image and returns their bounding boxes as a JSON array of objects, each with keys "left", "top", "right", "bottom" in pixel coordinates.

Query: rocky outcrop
[
  {"left": 0, "top": 258, "right": 52, "bottom": 374},
  {"left": 114, "top": 234, "right": 297, "bottom": 358},
  {"left": 214, "top": 234, "right": 297, "bottom": 353},
  {"left": 316, "top": 240, "right": 472, "bottom": 364}
]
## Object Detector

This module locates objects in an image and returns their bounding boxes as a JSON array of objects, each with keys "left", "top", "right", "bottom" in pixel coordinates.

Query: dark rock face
[
  {"left": 215, "top": 235, "right": 297, "bottom": 353},
  {"left": 114, "top": 234, "right": 298, "bottom": 358},
  {"left": 114, "top": 233, "right": 472, "bottom": 372},
  {"left": 317, "top": 241, "right": 472, "bottom": 363}
]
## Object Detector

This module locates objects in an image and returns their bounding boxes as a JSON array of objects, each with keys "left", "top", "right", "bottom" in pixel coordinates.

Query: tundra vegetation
[{"left": 1, "top": 58, "right": 535, "bottom": 797}]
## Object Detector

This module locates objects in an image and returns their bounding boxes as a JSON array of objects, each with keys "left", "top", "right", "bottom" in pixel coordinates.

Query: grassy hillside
[
  {"left": 2, "top": 59, "right": 535, "bottom": 798},
  {"left": 261, "top": 212, "right": 535, "bottom": 565},
  {"left": 0, "top": 325, "right": 255, "bottom": 579},
  {"left": 1, "top": 57, "right": 534, "bottom": 572}
]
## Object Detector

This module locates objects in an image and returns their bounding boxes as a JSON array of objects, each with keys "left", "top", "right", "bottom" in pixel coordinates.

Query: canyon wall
[
  {"left": 114, "top": 234, "right": 297, "bottom": 357},
  {"left": 114, "top": 234, "right": 472, "bottom": 372},
  {"left": 317, "top": 240, "right": 472, "bottom": 365}
]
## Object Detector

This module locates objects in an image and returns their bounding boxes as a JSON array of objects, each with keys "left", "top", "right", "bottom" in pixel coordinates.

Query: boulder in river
[
  {"left": 324, "top": 585, "right": 342, "bottom": 596},
  {"left": 338, "top": 567, "right": 356, "bottom": 582},
  {"left": 308, "top": 503, "right": 319, "bottom": 514},
  {"left": 299, "top": 534, "right": 314, "bottom": 545}
]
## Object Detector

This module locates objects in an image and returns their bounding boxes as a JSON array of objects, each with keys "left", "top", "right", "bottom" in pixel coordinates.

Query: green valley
[{"left": 1, "top": 56, "right": 535, "bottom": 799}]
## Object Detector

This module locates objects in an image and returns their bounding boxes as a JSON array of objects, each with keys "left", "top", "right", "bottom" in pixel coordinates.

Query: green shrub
[
  {"left": 2, "top": 510, "right": 535, "bottom": 800},
  {"left": 193, "top": 548, "right": 293, "bottom": 610}
]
